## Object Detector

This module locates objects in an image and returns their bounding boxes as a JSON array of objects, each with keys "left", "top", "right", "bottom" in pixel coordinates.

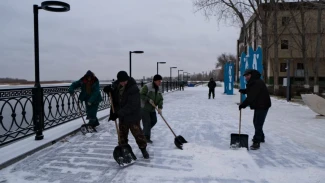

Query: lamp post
[
  {"left": 33, "top": 1, "right": 70, "bottom": 140},
  {"left": 178, "top": 70, "right": 183, "bottom": 82},
  {"left": 129, "top": 51, "right": 144, "bottom": 77},
  {"left": 170, "top": 67, "right": 177, "bottom": 82},
  {"left": 157, "top": 62, "right": 166, "bottom": 74}
]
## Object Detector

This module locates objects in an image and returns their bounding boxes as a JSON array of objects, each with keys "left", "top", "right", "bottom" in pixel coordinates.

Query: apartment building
[{"left": 237, "top": 1, "right": 325, "bottom": 87}]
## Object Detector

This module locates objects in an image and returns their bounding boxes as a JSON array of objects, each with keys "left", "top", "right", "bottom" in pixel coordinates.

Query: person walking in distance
[
  {"left": 103, "top": 71, "right": 149, "bottom": 159},
  {"left": 239, "top": 69, "right": 271, "bottom": 150},
  {"left": 140, "top": 74, "right": 164, "bottom": 143},
  {"left": 207, "top": 78, "right": 217, "bottom": 99}
]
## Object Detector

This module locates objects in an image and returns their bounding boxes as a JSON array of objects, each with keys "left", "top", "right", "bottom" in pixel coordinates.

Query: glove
[
  {"left": 109, "top": 113, "right": 118, "bottom": 121},
  {"left": 239, "top": 104, "right": 245, "bottom": 110},
  {"left": 103, "top": 85, "right": 113, "bottom": 93},
  {"left": 87, "top": 102, "right": 91, "bottom": 106},
  {"left": 157, "top": 108, "right": 162, "bottom": 115},
  {"left": 239, "top": 89, "right": 245, "bottom": 93},
  {"left": 149, "top": 99, "right": 155, "bottom": 106}
]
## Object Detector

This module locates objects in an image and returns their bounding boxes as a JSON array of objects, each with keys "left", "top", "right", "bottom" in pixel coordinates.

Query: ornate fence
[{"left": 0, "top": 81, "right": 179, "bottom": 147}]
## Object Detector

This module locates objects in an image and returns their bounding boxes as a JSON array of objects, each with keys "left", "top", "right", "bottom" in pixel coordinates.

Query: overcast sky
[{"left": 0, "top": 0, "right": 239, "bottom": 81}]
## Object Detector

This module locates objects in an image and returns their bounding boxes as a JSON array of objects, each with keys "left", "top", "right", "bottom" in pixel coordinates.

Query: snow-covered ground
[{"left": 0, "top": 86, "right": 324, "bottom": 183}]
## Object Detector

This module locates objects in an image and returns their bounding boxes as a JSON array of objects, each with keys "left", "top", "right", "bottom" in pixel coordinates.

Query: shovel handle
[
  {"left": 150, "top": 102, "right": 177, "bottom": 137},
  {"left": 239, "top": 109, "right": 242, "bottom": 135},
  {"left": 73, "top": 95, "right": 87, "bottom": 125},
  {"left": 108, "top": 92, "right": 121, "bottom": 144}
]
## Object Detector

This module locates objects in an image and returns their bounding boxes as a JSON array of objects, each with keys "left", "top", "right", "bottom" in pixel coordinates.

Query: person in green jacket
[
  {"left": 69, "top": 70, "right": 103, "bottom": 128},
  {"left": 140, "top": 74, "right": 164, "bottom": 143}
]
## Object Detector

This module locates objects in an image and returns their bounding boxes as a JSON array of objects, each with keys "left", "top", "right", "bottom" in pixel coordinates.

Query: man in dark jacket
[
  {"left": 103, "top": 71, "right": 149, "bottom": 159},
  {"left": 207, "top": 78, "right": 217, "bottom": 99},
  {"left": 239, "top": 69, "right": 271, "bottom": 150}
]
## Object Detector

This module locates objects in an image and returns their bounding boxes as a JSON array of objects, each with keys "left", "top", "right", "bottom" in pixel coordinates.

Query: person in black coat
[
  {"left": 207, "top": 78, "right": 217, "bottom": 99},
  {"left": 239, "top": 69, "right": 271, "bottom": 150},
  {"left": 103, "top": 71, "right": 149, "bottom": 159}
]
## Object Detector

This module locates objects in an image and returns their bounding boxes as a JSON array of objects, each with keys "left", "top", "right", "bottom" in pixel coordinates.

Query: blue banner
[
  {"left": 240, "top": 46, "right": 263, "bottom": 102},
  {"left": 224, "top": 63, "right": 228, "bottom": 93},
  {"left": 226, "top": 62, "right": 234, "bottom": 95}
]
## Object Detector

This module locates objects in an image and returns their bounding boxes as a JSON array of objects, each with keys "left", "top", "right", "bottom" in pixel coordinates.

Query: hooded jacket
[
  {"left": 68, "top": 73, "right": 103, "bottom": 104},
  {"left": 109, "top": 77, "right": 141, "bottom": 123},
  {"left": 241, "top": 70, "right": 271, "bottom": 110}
]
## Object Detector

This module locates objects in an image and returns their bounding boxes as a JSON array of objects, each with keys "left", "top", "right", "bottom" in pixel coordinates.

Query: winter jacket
[
  {"left": 208, "top": 81, "right": 217, "bottom": 89},
  {"left": 68, "top": 76, "right": 103, "bottom": 104},
  {"left": 140, "top": 82, "right": 163, "bottom": 112},
  {"left": 109, "top": 77, "right": 141, "bottom": 124},
  {"left": 241, "top": 70, "right": 271, "bottom": 110}
]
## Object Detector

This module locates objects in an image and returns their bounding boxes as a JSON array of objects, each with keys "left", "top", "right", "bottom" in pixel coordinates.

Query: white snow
[
  {"left": 0, "top": 110, "right": 109, "bottom": 168},
  {"left": 0, "top": 86, "right": 325, "bottom": 183}
]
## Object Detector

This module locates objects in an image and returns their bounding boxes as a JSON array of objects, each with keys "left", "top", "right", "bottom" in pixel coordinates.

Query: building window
[
  {"left": 282, "top": 17, "right": 290, "bottom": 26},
  {"left": 297, "top": 63, "right": 304, "bottom": 70},
  {"left": 281, "top": 40, "right": 289, "bottom": 49},
  {"left": 280, "top": 63, "right": 287, "bottom": 72}
]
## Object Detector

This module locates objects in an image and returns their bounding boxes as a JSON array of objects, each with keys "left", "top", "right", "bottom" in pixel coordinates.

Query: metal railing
[{"left": 0, "top": 81, "right": 180, "bottom": 146}]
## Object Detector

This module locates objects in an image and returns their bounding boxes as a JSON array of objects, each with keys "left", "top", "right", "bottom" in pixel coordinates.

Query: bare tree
[
  {"left": 281, "top": 0, "right": 312, "bottom": 88},
  {"left": 313, "top": 1, "right": 324, "bottom": 93},
  {"left": 193, "top": 0, "right": 282, "bottom": 92},
  {"left": 215, "top": 53, "right": 236, "bottom": 81}
]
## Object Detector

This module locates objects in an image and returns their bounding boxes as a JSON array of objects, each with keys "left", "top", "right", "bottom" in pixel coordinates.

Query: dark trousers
[
  {"left": 85, "top": 102, "right": 99, "bottom": 126},
  {"left": 180, "top": 85, "right": 184, "bottom": 91},
  {"left": 141, "top": 110, "right": 157, "bottom": 140},
  {"left": 252, "top": 109, "right": 269, "bottom": 143},
  {"left": 208, "top": 88, "right": 215, "bottom": 99},
  {"left": 119, "top": 121, "right": 147, "bottom": 149}
]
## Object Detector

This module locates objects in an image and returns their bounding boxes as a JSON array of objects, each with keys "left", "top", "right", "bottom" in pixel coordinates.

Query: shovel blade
[
  {"left": 176, "top": 135, "right": 188, "bottom": 143},
  {"left": 113, "top": 144, "right": 137, "bottom": 166},
  {"left": 174, "top": 137, "right": 183, "bottom": 150},
  {"left": 230, "top": 133, "right": 249, "bottom": 150}
]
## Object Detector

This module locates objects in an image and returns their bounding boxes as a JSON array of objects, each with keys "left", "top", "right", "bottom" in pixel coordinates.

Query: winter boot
[
  {"left": 250, "top": 142, "right": 260, "bottom": 150},
  {"left": 145, "top": 136, "right": 153, "bottom": 144},
  {"left": 140, "top": 148, "right": 149, "bottom": 159},
  {"left": 252, "top": 138, "right": 265, "bottom": 143}
]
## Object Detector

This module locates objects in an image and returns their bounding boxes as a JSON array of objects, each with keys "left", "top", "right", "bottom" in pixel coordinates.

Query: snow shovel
[
  {"left": 73, "top": 95, "right": 96, "bottom": 135},
  {"left": 151, "top": 103, "right": 187, "bottom": 150},
  {"left": 108, "top": 92, "right": 137, "bottom": 167},
  {"left": 230, "top": 109, "right": 249, "bottom": 150}
]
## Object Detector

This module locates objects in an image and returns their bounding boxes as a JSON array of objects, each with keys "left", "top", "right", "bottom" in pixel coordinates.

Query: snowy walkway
[{"left": 0, "top": 86, "right": 325, "bottom": 183}]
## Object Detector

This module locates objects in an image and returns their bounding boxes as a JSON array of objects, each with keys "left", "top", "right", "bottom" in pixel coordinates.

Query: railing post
[
  {"left": 166, "top": 81, "right": 169, "bottom": 92},
  {"left": 32, "top": 87, "right": 44, "bottom": 140}
]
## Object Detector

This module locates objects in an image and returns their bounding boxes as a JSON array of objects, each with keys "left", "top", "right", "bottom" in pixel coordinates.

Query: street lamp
[
  {"left": 178, "top": 70, "right": 183, "bottom": 82},
  {"left": 170, "top": 67, "right": 177, "bottom": 82},
  {"left": 33, "top": 1, "right": 70, "bottom": 140},
  {"left": 157, "top": 62, "right": 166, "bottom": 74},
  {"left": 129, "top": 51, "right": 144, "bottom": 77}
]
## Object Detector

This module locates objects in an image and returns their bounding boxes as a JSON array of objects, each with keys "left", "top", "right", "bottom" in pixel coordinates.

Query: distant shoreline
[{"left": 0, "top": 81, "right": 71, "bottom": 85}]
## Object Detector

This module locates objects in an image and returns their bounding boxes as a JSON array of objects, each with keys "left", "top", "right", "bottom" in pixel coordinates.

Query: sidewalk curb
[{"left": 0, "top": 114, "right": 108, "bottom": 170}]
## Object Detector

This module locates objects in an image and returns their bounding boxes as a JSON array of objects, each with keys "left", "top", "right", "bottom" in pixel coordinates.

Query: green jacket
[
  {"left": 140, "top": 82, "right": 163, "bottom": 112},
  {"left": 68, "top": 76, "right": 103, "bottom": 104}
]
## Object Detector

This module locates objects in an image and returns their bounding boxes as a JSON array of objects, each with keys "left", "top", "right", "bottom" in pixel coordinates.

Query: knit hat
[
  {"left": 153, "top": 74, "right": 162, "bottom": 81},
  {"left": 117, "top": 71, "right": 129, "bottom": 82}
]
